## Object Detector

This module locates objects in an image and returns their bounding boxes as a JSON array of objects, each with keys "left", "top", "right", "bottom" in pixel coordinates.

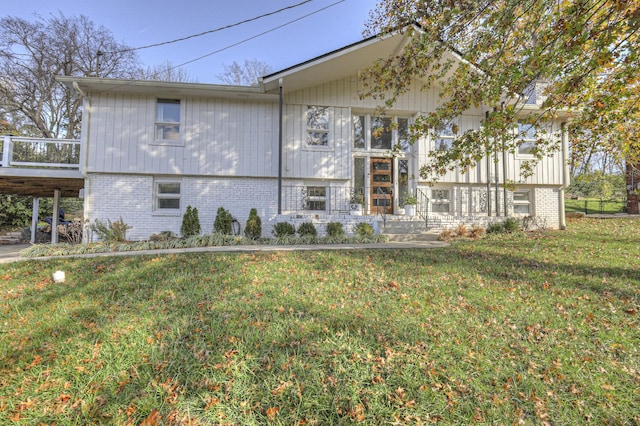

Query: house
[{"left": 3, "top": 27, "right": 570, "bottom": 242}]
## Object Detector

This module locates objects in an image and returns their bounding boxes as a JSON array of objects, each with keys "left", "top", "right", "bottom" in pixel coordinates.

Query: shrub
[
  {"left": 486, "top": 222, "right": 504, "bottom": 234},
  {"left": 455, "top": 223, "right": 467, "bottom": 237},
  {"left": 503, "top": 217, "right": 521, "bottom": 233},
  {"left": 297, "top": 222, "right": 317, "bottom": 237},
  {"left": 150, "top": 231, "right": 177, "bottom": 242},
  {"left": 180, "top": 206, "right": 201, "bottom": 238},
  {"left": 214, "top": 207, "right": 234, "bottom": 234},
  {"left": 438, "top": 228, "right": 456, "bottom": 241},
  {"left": 272, "top": 222, "right": 295, "bottom": 237},
  {"left": 354, "top": 222, "right": 374, "bottom": 237},
  {"left": 244, "top": 208, "right": 262, "bottom": 240},
  {"left": 326, "top": 222, "right": 344, "bottom": 237},
  {"left": 468, "top": 224, "right": 486, "bottom": 239},
  {"left": 90, "top": 217, "right": 131, "bottom": 242}
]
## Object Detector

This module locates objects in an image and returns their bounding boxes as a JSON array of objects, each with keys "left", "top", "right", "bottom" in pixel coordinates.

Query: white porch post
[
  {"left": 52, "top": 189, "right": 61, "bottom": 244},
  {"left": 2, "top": 135, "right": 12, "bottom": 167},
  {"left": 30, "top": 197, "right": 39, "bottom": 244}
]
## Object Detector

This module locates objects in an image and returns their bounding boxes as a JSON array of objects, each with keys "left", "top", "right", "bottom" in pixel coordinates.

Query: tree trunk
[{"left": 626, "top": 162, "right": 639, "bottom": 214}]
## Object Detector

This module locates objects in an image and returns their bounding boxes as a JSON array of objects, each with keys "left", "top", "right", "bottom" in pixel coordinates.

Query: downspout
[
  {"left": 559, "top": 121, "right": 569, "bottom": 229},
  {"left": 485, "top": 111, "right": 492, "bottom": 216},
  {"left": 501, "top": 102, "right": 508, "bottom": 217},
  {"left": 73, "top": 81, "right": 92, "bottom": 242},
  {"left": 277, "top": 78, "right": 283, "bottom": 215}
]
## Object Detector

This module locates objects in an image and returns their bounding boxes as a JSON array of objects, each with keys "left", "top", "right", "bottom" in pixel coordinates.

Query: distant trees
[
  {"left": 0, "top": 14, "right": 140, "bottom": 138},
  {"left": 139, "top": 61, "right": 195, "bottom": 83},
  {"left": 218, "top": 59, "right": 272, "bottom": 86}
]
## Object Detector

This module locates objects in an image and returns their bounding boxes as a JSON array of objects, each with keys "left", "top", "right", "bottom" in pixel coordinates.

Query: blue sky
[{"left": 4, "top": 0, "right": 379, "bottom": 83}]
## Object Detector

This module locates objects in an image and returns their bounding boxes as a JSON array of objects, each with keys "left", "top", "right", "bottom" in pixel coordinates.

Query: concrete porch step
[
  {"left": 0, "top": 232, "right": 22, "bottom": 244},
  {"left": 380, "top": 217, "right": 442, "bottom": 241}
]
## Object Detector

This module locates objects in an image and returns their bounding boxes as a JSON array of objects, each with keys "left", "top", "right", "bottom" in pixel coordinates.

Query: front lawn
[{"left": 1, "top": 218, "right": 638, "bottom": 424}]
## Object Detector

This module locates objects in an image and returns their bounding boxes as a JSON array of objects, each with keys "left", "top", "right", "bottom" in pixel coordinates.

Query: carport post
[
  {"left": 51, "top": 189, "right": 60, "bottom": 244},
  {"left": 30, "top": 197, "right": 39, "bottom": 244}
]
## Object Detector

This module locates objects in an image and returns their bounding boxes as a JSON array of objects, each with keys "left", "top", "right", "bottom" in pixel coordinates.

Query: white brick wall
[
  {"left": 85, "top": 175, "right": 563, "bottom": 242},
  {"left": 85, "top": 174, "right": 279, "bottom": 241}
]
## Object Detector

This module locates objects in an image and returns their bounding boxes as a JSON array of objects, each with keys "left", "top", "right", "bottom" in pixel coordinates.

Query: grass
[
  {"left": 565, "top": 198, "right": 627, "bottom": 214},
  {"left": 1, "top": 218, "right": 638, "bottom": 424}
]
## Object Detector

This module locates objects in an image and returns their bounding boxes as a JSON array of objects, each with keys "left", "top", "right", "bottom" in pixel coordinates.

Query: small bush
[
  {"left": 438, "top": 228, "right": 456, "bottom": 241},
  {"left": 90, "top": 217, "right": 131, "bottom": 242},
  {"left": 326, "top": 222, "right": 344, "bottom": 237},
  {"left": 244, "top": 208, "right": 262, "bottom": 240},
  {"left": 455, "top": 223, "right": 467, "bottom": 237},
  {"left": 149, "top": 231, "right": 177, "bottom": 242},
  {"left": 180, "top": 206, "right": 201, "bottom": 238},
  {"left": 297, "top": 222, "right": 317, "bottom": 237},
  {"left": 354, "top": 222, "right": 374, "bottom": 237},
  {"left": 503, "top": 217, "right": 521, "bottom": 233},
  {"left": 272, "top": 222, "right": 295, "bottom": 237},
  {"left": 486, "top": 222, "right": 504, "bottom": 234},
  {"left": 468, "top": 224, "right": 486, "bottom": 239},
  {"left": 214, "top": 207, "right": 234, "bottom": 234}
]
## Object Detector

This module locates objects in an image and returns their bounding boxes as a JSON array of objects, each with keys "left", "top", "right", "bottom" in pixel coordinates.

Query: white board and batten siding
[
  {"left": 87, "top": 92, "right": 280, "bottom": 178},
  {"left": 282, "top": 104, "right": 350, "bottom": 180},
  {"left": 284, "top": 76, "right": 441, "bottom": 112}
]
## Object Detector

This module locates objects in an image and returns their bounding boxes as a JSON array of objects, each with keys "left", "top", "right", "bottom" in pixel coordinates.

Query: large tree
[
  {"left": 0, "top": 14, "right": 139, "bottom": 139},
  {"left": 362, "top": 1, "right": 640, "bottom": 210}
]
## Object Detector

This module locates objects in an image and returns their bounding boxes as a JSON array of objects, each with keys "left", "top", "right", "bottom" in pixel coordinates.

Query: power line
[
  {"left": 170, "top": 0, "right": 345, "bottom": 71},
  {"left": 106, "top": 0, "right": 314, "bottom": 54}
]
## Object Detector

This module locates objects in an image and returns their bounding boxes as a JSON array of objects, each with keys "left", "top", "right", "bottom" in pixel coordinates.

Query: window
[
  {"left": 434, "top": 125, "right": 456, "bottom": 151},
  {"left": 155, "top": 99, "right": 181, "bottom": 142},
  {"left": 517, "top": 122, "right": 537, "bottom": 155},
  {"left": 353, "top": 114, "right": 366, "bottom": 149},
  {"left": 513, "top": 190, "right": 531, "bottom": 214},
  {"left": 431, "top": 189, "right": 450, "bottom": 213},
  {"left": 155, "top": 181, "right": 181, "bottom": 211},
  {"left": 307, "top": 106, "right": 329, "bottom": 147},
  {"left": 304, "top": 186, "right": 326, "bottom": 210},
  {"left": 371, "top": 116, "right": 392, "bottom": 150},
  {"left": 397, "top": 118, "right": 411, "bottom": 152}
]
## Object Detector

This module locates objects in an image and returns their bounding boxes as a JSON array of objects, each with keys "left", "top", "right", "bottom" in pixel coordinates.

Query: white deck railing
[{"left": 1, "top": 135, "right": 80, "bottom": 169}]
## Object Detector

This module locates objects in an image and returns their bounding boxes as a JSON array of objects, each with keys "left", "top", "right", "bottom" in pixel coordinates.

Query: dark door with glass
[{"left": 370, "top": 157, "right": 393, "bottom": 214}]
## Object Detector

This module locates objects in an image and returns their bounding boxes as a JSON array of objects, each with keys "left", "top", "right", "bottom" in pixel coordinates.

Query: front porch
[{"left": 1, "top": 136, "right": 84, "bottom": 243}]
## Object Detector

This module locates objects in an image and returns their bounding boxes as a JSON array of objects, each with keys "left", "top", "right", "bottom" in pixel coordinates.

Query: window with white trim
[
  {"left": 513, "top": 190, "right": 531, "bottom": 214},
  {"left": 154, "top": 180, "right": 181, "bottom": 211},
  {"left": 517, "top": 122, "right": 537, "bottom": 155},
  {"left": 304, "top": 186, "right": 326, "bottom": 211},
  {"left": 353, "top": 114, "right": 366, "bottom": 149},
  {"left": 155, "top": 99, "right": 181, "bottom": 142},
  {"left": 307, "top": 106, "right": 330, "bottom": 147},
  {"left": 434, "top": 123, "right": 457, "bottom": 151},
  {"left": 371, "top": 116, "right": 393, "bottom": 150},
  {"left": 431, "top": 189, "right": 450, "bottom": 213}
]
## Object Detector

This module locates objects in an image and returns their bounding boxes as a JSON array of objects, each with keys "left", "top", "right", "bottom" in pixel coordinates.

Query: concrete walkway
[{"left": 0, "top": 240, "right": 449, "bottom": 265}]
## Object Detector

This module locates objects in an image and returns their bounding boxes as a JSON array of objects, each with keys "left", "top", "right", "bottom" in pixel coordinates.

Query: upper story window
[
  {"left": 371, "top": 116, "right": 393, "bottom": 150},
  {"left": 353, "top": 114, "right": 412, "bottom": 152},
  {"left": 397, "top": 118, "right": 411, "bottom": 152},
  {"left": 353, "top": 114, "right": 366, "bottom": 149},
  {"left": 434, "top": 123, "right": 457, "bottom": 151},
  {"left": 307, "top": 106, "right": 330, "bottom": 147},
  {"left": 155, "top": 99, "right": 182, "bottom": 143},
  {"left": 517, "top": 122, "right": 537, "bottom": 155}
]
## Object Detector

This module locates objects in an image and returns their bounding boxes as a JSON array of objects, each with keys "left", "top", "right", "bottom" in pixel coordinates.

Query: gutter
[
  {"left": 72, "top": 81, "right": 92, "bottom": 241},
  {"left": 559, "top": 122, "right": 569, "bottom": 229}
]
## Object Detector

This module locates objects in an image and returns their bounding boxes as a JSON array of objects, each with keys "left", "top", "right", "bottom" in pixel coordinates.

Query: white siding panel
[{"left": 88, "top": 93, "right": 279, "bottom": 178}]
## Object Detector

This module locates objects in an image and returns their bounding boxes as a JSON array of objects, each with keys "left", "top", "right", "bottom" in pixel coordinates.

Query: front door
[{"left": 370, "top": 157, "right": 393, "bottom": 214}]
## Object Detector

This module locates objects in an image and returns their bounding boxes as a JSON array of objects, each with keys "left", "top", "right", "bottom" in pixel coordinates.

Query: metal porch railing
[{"left": 1, "top": 136, "right": 80, "bottom": 169}]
